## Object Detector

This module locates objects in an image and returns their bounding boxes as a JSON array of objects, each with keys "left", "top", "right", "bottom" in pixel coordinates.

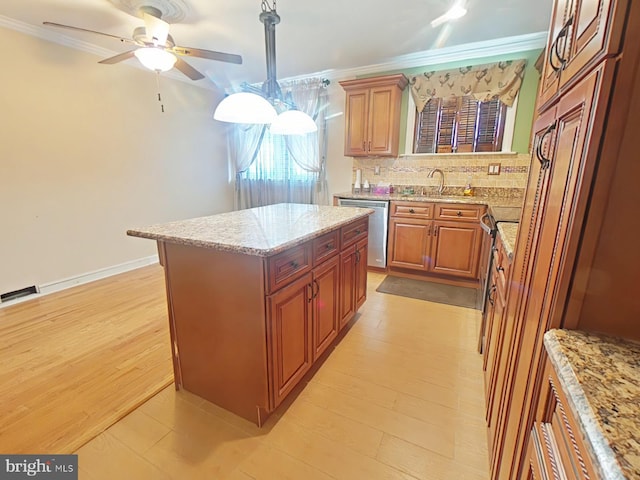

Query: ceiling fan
[{"left": 43, "top": 6, "right": 242, "bottom": 80}]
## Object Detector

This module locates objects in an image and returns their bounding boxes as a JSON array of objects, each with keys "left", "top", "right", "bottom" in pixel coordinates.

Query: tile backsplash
[{"left": 352, "top": 152, "right": 530, "bottom": 196}]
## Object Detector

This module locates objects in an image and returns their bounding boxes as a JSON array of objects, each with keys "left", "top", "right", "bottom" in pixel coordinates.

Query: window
[
  {"left": 240, "top": 129, "right": 316, "bottom": 183},
  {"left": 413, "top": 96, "right": 507, "bottom": 154}
]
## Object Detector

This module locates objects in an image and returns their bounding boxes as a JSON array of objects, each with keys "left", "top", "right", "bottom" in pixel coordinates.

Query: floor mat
[{"left": 376, "top": 275, "right": 480, "bottom": 309}]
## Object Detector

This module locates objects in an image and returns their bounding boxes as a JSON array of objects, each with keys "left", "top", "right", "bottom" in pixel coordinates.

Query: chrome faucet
[{"left": 427, "top": 168, "right": 445, "bottom": 195}]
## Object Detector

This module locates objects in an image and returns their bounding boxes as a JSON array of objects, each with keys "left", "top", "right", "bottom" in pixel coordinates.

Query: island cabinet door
[
  {"left": 339, "top": 244, "right": 357, "bottom": 329},
  {"left": 355, "top": 238, "right": 368, "bottom": 310},
  {"left": 312, "top": 255, "right": 340, "bottom": 361},
  {"left": 267, "top": 273, "right": 314, "bottom": 408}
]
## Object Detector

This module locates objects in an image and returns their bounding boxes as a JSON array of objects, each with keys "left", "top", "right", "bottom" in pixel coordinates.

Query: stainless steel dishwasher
[{"left": 337, "top": 198, "right": 389, "bottom": 268}]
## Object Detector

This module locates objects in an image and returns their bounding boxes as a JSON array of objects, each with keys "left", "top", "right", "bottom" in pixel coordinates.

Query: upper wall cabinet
[
  {"left": 538, "top": 0, "right": 628, "bottom": 111},
  {"left": 339, "top": 74, "right": 408, "bottom": 157}
]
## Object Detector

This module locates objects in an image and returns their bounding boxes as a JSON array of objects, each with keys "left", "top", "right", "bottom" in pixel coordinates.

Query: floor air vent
[{"left": 1, "top": 285, "right": 38, "bottom": 303}]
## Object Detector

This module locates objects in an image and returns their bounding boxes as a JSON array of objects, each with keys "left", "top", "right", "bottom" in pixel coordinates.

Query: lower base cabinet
[{"left": 388, "top": 201, "right": 484, "bottom": 282}]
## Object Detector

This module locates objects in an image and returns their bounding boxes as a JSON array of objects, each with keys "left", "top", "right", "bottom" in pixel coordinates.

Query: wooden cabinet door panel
[
  {"left": 561, "top": 0, "right": 626, "bottom": 90},
  {"left": 368, "top": 86, "right": 394, "bottom": 155},
  {"left": 339, "top": 244, "right": 357, "bottom": 329},
  {"left": 388, "top": 218, "right": 430, "bottom": 270},
  {"left": 355, "top": 238, "right": 368, "bottom": 310},
  {"left": 430, "top": 221, "right": 481, "bottom": 278},
  {"left": 538, "top": 0, "right": 572, "bottom": 110},
  {"left": 268, "top": 274, "right": 313, "bottom": 407},
  {"left": 312, "top": 256, "right": 340, "bottom": 360},
  {"left": 344, "top": 89, "right": 369, "bottom": 156}
]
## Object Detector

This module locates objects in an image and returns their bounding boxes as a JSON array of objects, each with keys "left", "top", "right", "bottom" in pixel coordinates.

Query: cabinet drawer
[
  {"left": 341, "top": 218, "right": 368, "bottom": 248},
  {"left": 435, "top": 204, "right": 484, "bottom": 221},
  {"left": 267, "top": 243, "right": 312, "bottom": 293},
  {"left": 391, "top": 201, "right": 433, "bottom": 219},
  {"left": 312, "top": 229, "right": 340, "bottom": 266}
]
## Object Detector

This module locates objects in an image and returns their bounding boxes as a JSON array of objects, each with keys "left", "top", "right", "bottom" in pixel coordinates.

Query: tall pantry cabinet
[{"left": 486, "top": 0, "right": 640, "bottom": 478}]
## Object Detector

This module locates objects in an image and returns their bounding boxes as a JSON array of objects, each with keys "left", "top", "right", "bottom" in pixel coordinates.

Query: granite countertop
[
  {"left": 497, "top": 222, "right": 519, "bottom": 260},
  {"left": 336, "top": 191, "right": 523, "bottom": 208},
  {"left": 544, "top": 329, "right": 640, "bottom": 480},
  {"left": 127, "top": 203, "right": 373, "bottom": 257}
]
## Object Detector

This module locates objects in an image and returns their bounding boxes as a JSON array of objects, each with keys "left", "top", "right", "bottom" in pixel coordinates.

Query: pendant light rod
[{"left": 260, "top": 0, "right": 281, "bottom": 101}]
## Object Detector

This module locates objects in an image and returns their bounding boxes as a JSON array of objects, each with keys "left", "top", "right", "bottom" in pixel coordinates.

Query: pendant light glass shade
[
  {"left": 270, "top": 110, "right": 318, "bottom": 135},
  {"left": 214, "top": 92, "right": 278, "bottom": 124},
  {"left": 134, "top": 47, "right": 177, "bottom": 72}
]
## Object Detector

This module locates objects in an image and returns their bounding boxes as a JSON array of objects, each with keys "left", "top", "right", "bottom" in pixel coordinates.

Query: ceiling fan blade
[
  {"left": 98, "top": 50, "right": 137, "bottom": 64},
  {"left": 142, "top": 13, "right": 170, "bottom": 46},
  {"left": 42, "top": 22, "right": 136, "bottom": 44},
  {"left": 173, "top": 57, "right": 205, "bottom": 80},
  {"left": 171, "top": 46, "right": 242, "bottom": 65}
]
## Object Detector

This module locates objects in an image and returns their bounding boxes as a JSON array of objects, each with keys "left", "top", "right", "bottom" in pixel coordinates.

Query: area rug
[{"left": 376, "top": 276, "right": 480, "bottom": 309}]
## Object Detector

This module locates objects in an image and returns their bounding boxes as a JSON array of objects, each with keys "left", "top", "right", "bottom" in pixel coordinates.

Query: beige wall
[{"left": 0, "top": 27, "right": 234, "bottom": 294}]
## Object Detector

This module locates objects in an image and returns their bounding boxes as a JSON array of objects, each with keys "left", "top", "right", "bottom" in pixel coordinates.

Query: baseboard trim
[{"left": 0, "top": 255, "right": 159, "bottom": 309}]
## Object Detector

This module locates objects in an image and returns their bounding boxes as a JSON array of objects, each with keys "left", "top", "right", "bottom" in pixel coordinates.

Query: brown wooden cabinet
[
  {"left": 486, "top": 0, "right": 640, "bottom": 475},
  {"left": 269, "top": 252, "right": 342, "bottom": 409},
  {"left": 311, "top": 255, "right": 341, "bottom": 361},
  {"left": 388, "top": 201, "right": 484, "bottom": 283},
  {"left": 490, "top": 63, "right": 616, "bottom": 480},
  {"left": 430, "top": 220, "right": 482, "bottom": 279},
  {"left": 156, "top": 215, "right": 369, "bottom": 426},
  {"left": 268, "top": 272, "right": 314, "bottom": 408},
  {"left": 339, "top": 74, "right": 408, "bottom": 157},
  {"left": 538, "top": 0, "right": 628, "bottom": 111},
  {"left": 339, "top": 237, "right": 368, "bottom": 330},
  {"left": 482, "top": 232, "right": 513, "bottom": 462}
]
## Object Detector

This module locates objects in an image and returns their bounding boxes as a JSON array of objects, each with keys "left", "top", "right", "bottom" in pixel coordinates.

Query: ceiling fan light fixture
[
  {"left": 134, "top": 47, "right": 177, "bottom": 72},
  {"left": 270, "top": 110, "right": 318, "bottom": 135},
  {"left": 214, "top": 92, "right": 278, "bottom": 124}
]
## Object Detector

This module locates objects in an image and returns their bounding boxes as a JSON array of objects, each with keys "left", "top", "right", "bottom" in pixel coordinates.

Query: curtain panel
[
  {"left": 409, "top": 59, "right": 527, "bottom": 112},
  {"left": 229, "top": 77, "right": 329, "bottom": 210},
  {"left": 281, "top": 78, "right": 330, "bottom": 206}
]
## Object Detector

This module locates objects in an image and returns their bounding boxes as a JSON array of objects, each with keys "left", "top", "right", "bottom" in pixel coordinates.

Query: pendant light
[{"left": 213, "top": 0, "right": 317, "bottom": 135}]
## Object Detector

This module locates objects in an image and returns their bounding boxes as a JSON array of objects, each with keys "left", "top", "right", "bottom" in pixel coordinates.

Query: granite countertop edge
[
  {"left": 543, "top": 331, "right": 626, "bottom": 480},
  {"left": 497, "top": 223, "right": 519, "bottom": 260},
  {"left": 127, "top": 207, "right": 373, "bottom": 257}
]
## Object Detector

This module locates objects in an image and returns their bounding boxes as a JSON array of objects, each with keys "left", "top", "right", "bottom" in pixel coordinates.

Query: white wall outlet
[
  {"left": 488, "top": 163, "right": 501, "bottom": 175},
  {"left": 374, "top": 165, "right": 381, "bottom": 175}
]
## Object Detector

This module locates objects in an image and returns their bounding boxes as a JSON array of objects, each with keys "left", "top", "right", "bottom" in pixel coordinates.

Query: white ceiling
[{"left": 0, "top": 0, "right": 553, "bottom": 91}]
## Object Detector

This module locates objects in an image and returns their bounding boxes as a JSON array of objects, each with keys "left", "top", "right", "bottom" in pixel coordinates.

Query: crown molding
[
  {"left": 2, "top": 15, "right": 546, "bottom": 89},
  {"left": 289, "top": 31, "right": 548, "bottom": 83}
]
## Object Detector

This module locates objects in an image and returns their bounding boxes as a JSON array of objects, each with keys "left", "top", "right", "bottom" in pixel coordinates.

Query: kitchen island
[{"left": 127, "top": 203, "right": 372, "bottom": 425}]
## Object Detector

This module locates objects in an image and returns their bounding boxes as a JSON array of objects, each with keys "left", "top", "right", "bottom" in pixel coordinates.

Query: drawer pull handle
[
  {"left": 356, "top": 229, "right": 362, "bottom": 234},
  {"left": 456, "top": 211, "right": 462, "bottom": 216},
  {"left": 409, "top": 208, "right": 415, "bottom": 214},
  {"left": 290, "top": 261, "right": 299, "bottom": 268},
  {"left": 326, "top": 243, "right": 333, "bottom": 250}
]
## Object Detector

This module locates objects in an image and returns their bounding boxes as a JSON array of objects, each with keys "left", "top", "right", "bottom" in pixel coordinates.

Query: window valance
[{"left": 409, "top": 59, "right": 527, "bottom": 112}]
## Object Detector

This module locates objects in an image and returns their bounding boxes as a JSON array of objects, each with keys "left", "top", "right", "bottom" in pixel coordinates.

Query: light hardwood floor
[
  {"left": 73, "top": 269, "right": 489, "bottom": 480},
  {"left": 0, "top": 265, "right": 174, "bottom": 453}
]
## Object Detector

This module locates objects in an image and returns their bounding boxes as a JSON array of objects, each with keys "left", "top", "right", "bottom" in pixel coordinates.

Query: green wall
[{"left": 359, "top": 48, "right": 542, "bottom": 154}]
